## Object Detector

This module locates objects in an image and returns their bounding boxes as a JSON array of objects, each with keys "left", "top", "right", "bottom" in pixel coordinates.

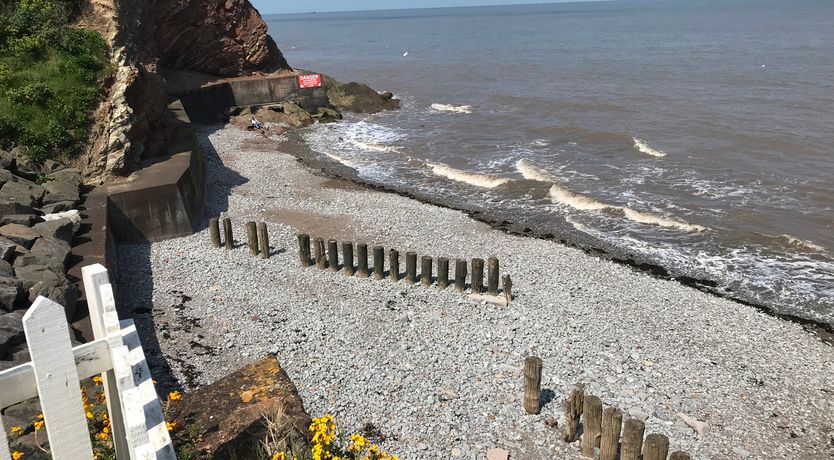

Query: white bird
[
  {"left": 403, "top": 51, "right": 409, "bottom": 57},
  {"left": 761, "top": 64, "right": 766, "bottom": 68}
]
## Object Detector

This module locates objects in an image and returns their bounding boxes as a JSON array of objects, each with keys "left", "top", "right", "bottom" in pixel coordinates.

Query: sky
[{"left": 251, "top": 0, "right": 590, "bottom": 15}]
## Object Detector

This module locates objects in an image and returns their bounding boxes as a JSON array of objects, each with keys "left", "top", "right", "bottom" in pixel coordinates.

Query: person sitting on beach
[{"left": 249, "top": 117, "right": 264, "bottom": 130}]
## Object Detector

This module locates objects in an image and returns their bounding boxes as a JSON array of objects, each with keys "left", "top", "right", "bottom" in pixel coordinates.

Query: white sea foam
[
  {"left": 515, "top": 159, "right": 555, "bottom": 182},
  {"left": 324, "top": 152, "right": 360, "bottom": 169},
  {"left": 350, "top": 140, "right": 400, "bottom": 153},
  {"left": 633, "top": 137, "right": 667, "bottom": 157},
  {"left": 428, "top": 163, "right": 509, "bottom": 188},
  {"left": 780, "top": 235, "right": 826, "bottom": 252},
  {"left": 430, "top": 103, "right": 474, "bottom": 114},
  {"left": 549, "top": 185, "right": 705, "bottom": 231}
]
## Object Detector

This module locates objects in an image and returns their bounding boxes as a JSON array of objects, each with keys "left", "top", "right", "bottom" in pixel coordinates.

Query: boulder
[
  {"left": 0, "top": 237, "right": 16, "bottom": 261},
  {"left": 0, "top": 311, "right": 25, "bottom": 358},
  {"left": 9, "top": 147, "right": 40, "bottom": 181},
  {"left": 33, "top": 218, "right": 75, "bottom": 243},
  {"left": 41, "top": 179, "right": 79, "bottom": 206},
  {"left": 40, "top": 159, "right": 65, "bottom": 174},
  {"left": 0, "top": 214, "right": 41, "bottom": 227},
  {"left": 0, "top": 181, "right": 44, "bottom": 208},
  {"left": 325, "top": 78, "right": 401, "bottom": 114},
  {"left": 0, "top": 260, "right": 12, "bottom": 278},
  {"left": 28, "top": 279, "right": 79, "bottom": 319},
  {"left": 0, "top": 200, "right": 36, "bottom": 216},
  {"left": 30, "top": 237, "right": 72, "bottom": 268},
  {"left": 0, "top": 150, "right": 15, "bottom": 171},
  {"left": 0, "top": 277, "right": 23, "bottom": 312},
  {"left": 12, "top": 252, "right": 65, "bottom": 275},
  {"left": 313, "top": 107, "right": 343, "bottom": 124},
  {"left": 280, "top": 102, "right": 314, "bottom": 128},
  {"left": 13, "top": 264, "right": 65, "bottom": 291},
  {"left": 40, "top": 201, "right": 77, "bottom": 214},
  {"left": 166, "top": 355, "right": 311, "bottom": 458},
  {"left": 0, "top": 169, "right": 14, "bottom": 188},
  {"left": 9, "top": 343, "right": 29, "bottom": 364},
  {"left": 0, "top": 223, "right": 40, "bottom": 248},
  {"left": 47, "top": 168, "right": 82, "bottom": 188}
]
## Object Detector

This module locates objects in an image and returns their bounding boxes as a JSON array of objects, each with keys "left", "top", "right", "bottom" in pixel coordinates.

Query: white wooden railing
[{"left": 0, "top": 264, "right": 176, "bottom": 460}]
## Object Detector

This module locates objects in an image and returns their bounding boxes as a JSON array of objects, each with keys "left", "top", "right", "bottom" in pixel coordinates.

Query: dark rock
[
  {"left": 0, "top": 223, "right": 40, "bottom": 248},
  {"left": 28, "top": 279, "right": 78, "bottom": 319},
  {"left": 0, "top": 214, "right": 41, "bottom": 227},
  {"left": 9, "top": 342, "right": 29, "bottom": 363},
  {"left": 167, "top": 355, "right": 311, "bottom": 458},
  {"left": 0, "top": 236, "right": 18, "bottom": 261},
  {"left": 0, "top": 360, "right": 14, "bottom": 372},
  {"left": 0, "top": 311, "right": 25, "bottom": 358},
  {"left": 324, "top": 76, "right": 401, "bottom": 114},
  {"left": 30, "top": 237, "right": 71, "bottom": 268},
  {"left": 0, "top": 200, "right": 36, "bottom": 216},
  {"left": 13, "top": 264, "right": 65, "bottom": 291},
  {"left": 0, "top": 260, "right": 12, "bottom": 277},
  {"left": 41, "top": 180, "right": 80, "bottom": 206},
  {"left": 0, "top": 150, "right": 15, "bottom": 172},
  {"left": 0, "top": 277, "right": 24, "bottom": 312},
  {"left": 9, "top": 147, "right": 40, "bottom": 181},
  {"left": 313, "top": 107, "right": 343, "bottom": 124},
  {"left": 40, "top": 201, "right": 77, "bottom": 214},
  {"left": 12, "top": 252, "right": 65, "bottom": 275},
  {"left": 0, "top": 169, "right": 14, "bottom": 188},
  {"left": 33, "top": 218, "right": 75, "bottom": 243},
  {"left": 0, "top": 181, "right": 45, "bottom": 208},
  {"left": 380, "top": 91, "right": 394, "bottom": 100},
  {"left": 40, "top": 159, "right": 65, "bottom": 174},
  {"left": 47, "top": 168, "right": 82, "bottom": 188}
]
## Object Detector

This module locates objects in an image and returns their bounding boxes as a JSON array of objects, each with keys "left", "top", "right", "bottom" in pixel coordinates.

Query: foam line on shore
[
  {"left": 324, "top": 152, "right": 360, "bottom": 169},
  {"left": 633, "top": 137, "right": 667, "bottom": 157},
  {"left": 430, "top": 103, "right": 474, "bottom": 114},
  {"left": 428, "top": 163, "right": 510, "bottom": 188},
  {"left": 350, "top": 140, "right": 400, "bottom": 153},
  {"left": 515, "top": 159, "right": 556, "bottom": 182}
]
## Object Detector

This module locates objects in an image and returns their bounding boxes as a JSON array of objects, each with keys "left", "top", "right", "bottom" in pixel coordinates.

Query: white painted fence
[{"left": 0, "top": 264, "right": 176, "bottom": 460}]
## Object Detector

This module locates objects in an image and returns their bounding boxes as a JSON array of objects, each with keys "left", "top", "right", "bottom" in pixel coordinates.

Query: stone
[
  {"left": 0, "top": 260, "right": 12, "bottom": 277},
  {"left": 28, "top": 279, "right": 79, "bottom": 319},
  {"left": 314, "top": 107, "right": 343, "bottom": 124},
  {"left": 486, "top": 448, "right": 509, "bottom": 460},
  {"left": 9, "top": 147, "right": 40, "bottom": 180},
  {"left": 0, "top": 237, "right": 17, "bottom": 261},
  {"left": 0, "top": 181, "right": 44, "bottom": 208},
  {"left": 0, "top": 223, "right": 40, "bottom": 248},
  {"left": 41, "top": 179, "right": 80, "bottom": 206},
  {"left": 13, "top": 264, "right": 65, "bottom": 291},
  {"left": 33, "top": 218, "right": 75, "bottom": 243},
  {"left": 12, "top": 252, "right": 65, "bottom": 275},
  {"left": 40, "top": 201, "right": 77, "bottom": 214},
  {"left": 9, "top": 342, "right": 29, "bottom": 364},
  {"left": 0, "top": 200, "right": 36, "bottom": 216},
  {"left": 0, "top": 169, "right": 14, "bottom": 188},
  {"left": 0, "top": 214, "right": 41, "bottom": 227},
  {"left": 47, "top": 168, "right": 81, "bottom": 187},
  {"left": 324, "top": 77, "right": 401, "bottom": 114},
  {"left": 30, "top": 237, "right": 72, "bottom": 268},
  {"left": 0, "top": 311, "right": 25, "bottom": 358},
  {"left": 166, "top": 355, "right": 311, "bottom": 458},
  {"left": 0, "top": 276, "right": 23, "bottom": 312},
  {"left": 40, "top": 159, "right": 65, "bottom": 174}
]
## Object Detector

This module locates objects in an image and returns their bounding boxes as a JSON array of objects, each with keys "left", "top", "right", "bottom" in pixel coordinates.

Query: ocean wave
[
  {"left": 428, "top": 163, "right": 509, "bottom": 188},
  {"left": 324, "top": 152, "right": 360, "bottom": 169},
  {"left": 515, "top": 159, "right": 556, "bottom": 182},
  {"left": 549, "top": 184, "right": 705, "bottom": 231},
  {"left": 430, "top": 103, "right": 474, "bottom": 114},
  {"left": 633, "top": 137, "right": 667, "bottom": 157},
  {"left": 752, "top": 233, "right": 828, "bottom": 253},
  {"left": 350, "top": 140, "right": 400, "bottom": 153}
]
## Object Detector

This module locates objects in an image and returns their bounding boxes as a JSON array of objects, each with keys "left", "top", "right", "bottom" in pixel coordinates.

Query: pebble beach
[{"left": 115, "top": 125, "right": 834, "bottom": 460}]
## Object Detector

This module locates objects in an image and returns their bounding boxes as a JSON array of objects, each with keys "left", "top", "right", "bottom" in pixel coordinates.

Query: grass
[{"left": 0, "top": 0, "right": 110, "bottom": 161}]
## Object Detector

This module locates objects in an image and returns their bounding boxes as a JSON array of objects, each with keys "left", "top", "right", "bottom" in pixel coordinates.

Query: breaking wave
[
  {"left": 633, "top": 137, "right": 667, "bottom": 157},
  {"left": 324, "top": 152, "right": 360, "bottom": 169},
  {"left": 430, "top": 103, "right": 474, "bottom": 114},
  {"left": 515, "top": 159, "right": 556, "bottom": 182},
  {"left": 428, "top": 163, "right": 510, "bottom": 188},
  {"left": 549, "top": 185, "right": 705, "bottom": 232},
  {"left": 350, "top": 140, "right": 400, "bottom": 153}
]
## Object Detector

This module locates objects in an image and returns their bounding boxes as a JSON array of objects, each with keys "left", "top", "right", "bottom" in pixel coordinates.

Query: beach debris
[
  {"left": 402, "top": 51, "right": 409, "bottom": 57},
  {"left": 486, "top": 447, "right": 509, "bottom": 460},
  {"left": 469, "top": 293, "right": 508, "bottom": 306},
  {"left": 676, "top": 412, "right": 710, "bottom": 438}
]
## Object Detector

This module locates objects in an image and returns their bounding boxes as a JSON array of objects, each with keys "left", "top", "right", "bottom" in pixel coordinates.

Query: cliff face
[{"left": 80, "top": 0, "right": 290, "bottom": 182}]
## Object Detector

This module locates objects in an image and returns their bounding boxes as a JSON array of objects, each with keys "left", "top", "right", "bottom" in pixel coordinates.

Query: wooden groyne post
[
  {"left": 223, "top": 218, "right": 233, "bottom": 250},
  {"left": 209, "top": 218, "right": 221, "bottom": 248},
  {"left": 246, "top": 222, "right": 258, "bottom": 256},
  {"left": 620, "top": 419, "right": 645, "bottom": 460},
  {"left": 405, "top": 251, "right": 417, "bottom": 284},
  {"left": 564, "top": 386, "right": 584, "bottom": 442},
  {"left": 327, "top": 239, "right": 339, "bottom": 272},
  {"left": 600, "top": 407, "right": 623, "bottom": 460},
  {"left": 257, "top": 222, "right": 269, "bottom": 259},
  {"left": 342, "top": 242, "right": 354, "bottom": 275},
  {"left": 389, "top": 249, "right": 400, "bottom": 282},
  {"left": 523, "top": 356, "right": 543, "bottom": 414},
  {"left": 314, "top": 238, "right": 326, "bottom": 269},
  {"left": 582, "top": 395, "right": 603, "bottom": 457},
  {"left": 642, "top": 434, "right": 669, "bottom": 460},
  {"left": 357, "top": 243, "right": 369, "bottom": 278},
  {"left": 471, "top": 258, "right": 484, "bottom": 294},
  {"left": 454, "top": 259, "right": 467, "bottom": 292},
  {"left": 421, "top": 256, "right": 432, "bottom": 286},
  {"left": 437, "top": 257, "right": 449, "bottom": 289},
  {"left": 373, "top": 246, "right": 385, "bottom": 280},
  {"left": 488, "top": 256, "right": 500, "bottom": 296},
  {"left": 297, "top": 234, "right": 311, "bottom": 267}
]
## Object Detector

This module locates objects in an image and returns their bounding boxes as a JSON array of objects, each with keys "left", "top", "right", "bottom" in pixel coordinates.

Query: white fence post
[
  {"left": 0, "top": 417, "right": 10, "bottom": 459},
  {"left": 82, "top": 264, "right": 130, "bottom": 459},
  {"left": 22, "top": 297, "right": 94, "bottom": 460}
]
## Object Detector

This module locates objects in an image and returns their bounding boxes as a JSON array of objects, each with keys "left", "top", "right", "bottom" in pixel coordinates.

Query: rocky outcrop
[
  {"left": 323, "top": 74, "right": 400, "bottom": 113},
  {"left": 80, "top": 0, "right": 291, "bottom": 182}
]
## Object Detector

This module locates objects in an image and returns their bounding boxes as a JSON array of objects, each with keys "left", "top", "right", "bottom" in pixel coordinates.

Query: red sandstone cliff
[{"left": 79, "top": 0, "right": 291, "bottom": 181}]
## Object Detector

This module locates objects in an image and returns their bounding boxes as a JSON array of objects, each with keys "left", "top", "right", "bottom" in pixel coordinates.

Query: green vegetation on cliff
[{"left": 0, "top": 0, "right": 110, "bottom": 160}]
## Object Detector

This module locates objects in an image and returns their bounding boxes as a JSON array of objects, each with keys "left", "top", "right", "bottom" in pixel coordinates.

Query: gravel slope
[{"left": 116, "top": 125, "right": 834, "bottom": 460}]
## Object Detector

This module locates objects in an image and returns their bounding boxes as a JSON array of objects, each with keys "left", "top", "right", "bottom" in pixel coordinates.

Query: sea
[{"left": 264, "top": 0, "right": 834, "bottom": 327}]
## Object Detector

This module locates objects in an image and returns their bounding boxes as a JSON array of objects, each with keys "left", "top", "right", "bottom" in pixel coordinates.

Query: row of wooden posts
[
  {"left": 209, "top": 217, "right": 271, "bottom": 258},
  {"left": 523, "top": 357, "right": 693, "bottom": 460},
  {"left": 297, "top": 233, "right": 512, "bottom": 299}
]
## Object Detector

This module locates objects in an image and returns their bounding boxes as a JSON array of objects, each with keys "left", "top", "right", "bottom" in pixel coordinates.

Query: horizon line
[{"left": 258, "top": 0, "right": 612, "bottom": 17}]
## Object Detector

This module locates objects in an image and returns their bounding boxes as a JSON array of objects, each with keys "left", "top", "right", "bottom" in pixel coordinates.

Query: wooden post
[
  {"left": 421, "top": 256, "right": 433, "bottom": 286},
  {"left": 581, "top": 395, "right": 603, "bottom": 457},
  {"left": 523, "top": 356, "right": 543, "bottom": 414},
  {"left": 437, "top": 257, "right": 449, "bottom": 289},
  {"left": 357, "top": 243, "right": 369, "bottom": 278},
  {"left": 643, "top": 434, "right": 669, "bottom": 460},
  {"left": 389, "top": 249, "right": 400, "bottom": 282},
  {"left": 488, "top": 256, "right": 500, "bottom": 295},
  {"left": 257, "top": 223, "right": 269, "bottom": 259},
  {"left": 314, "top": 238, "right": 326, "bottom": 269},
  {"left": 246, "top": 222, "right": 259, "bottom": 256},
  {"left": 223, "top": 218, "right": 233, "bottom": 250},
  {"left": 327, "top": 239, "right": 339, "bottom": 272},
  {"left": 373, "top": 246, "right": 384, "bottom": 280},
  {"left": 454, "top": 259, "right": 467, "bottom": 292},
  {"left": 298, "top": 234, "right": 311, "bottom": 267},
  {"left": 564, "top": 385, "right": 585, "bottom": 442},
  {"left": 620, "top": 419, "right": 646, "bottom": 460},
  {"left": 600, "top": 407, "right": 623, "bottom": 460},
  {"left": 209, "top": 217, "right": 221, "bottom": 248},
  {"left": 471, "top": 258, "right": 484, "bottom": 294},
  {"left": 502, "top": 274, "right": 513, "bottom": 304},
  {"left": 669, "top": 452, "right": 692, "bottom": 460},
  {"left": 405, "top": 251, "right": 417, "bottom": 284},
  {"left": 342, "top": 242, "right": 354, "bottom": 275}
]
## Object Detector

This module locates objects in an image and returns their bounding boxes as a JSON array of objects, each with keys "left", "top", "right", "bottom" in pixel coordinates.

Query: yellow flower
[
  {"left": 96, "top": 431, "right": 109, "bottom": 441},
  {"left": 93, "top": 376, "right": 103, "bottom": 385},
  {"left": 349, "top": 433, "right": 367, "bottom": 453},
  {"left": 86, "top": 411, "right": 94, "bottom": 420},
  {"left": 271, "top": 453, "right": 285, "bottom": 460},
  {"left": 10, "top": 425, "right": 23, "bottom": 436},
  {"left": 166, "top": 421, "right": 178, "bottom": 432},
  {"left": 96, "top": 392, "right": 106, "bottom": 402},
  {"left": 36, "top": 414, "right": 43, "bottom": 420},
  {"left": 11, "top": 451, "right": 23, "bottom": 460},
  {"left": 33, "top": 420, "right": 44, "bottom": 431},
  {"left": 167, "top": 391, "right": 182, "bottom": 402}
]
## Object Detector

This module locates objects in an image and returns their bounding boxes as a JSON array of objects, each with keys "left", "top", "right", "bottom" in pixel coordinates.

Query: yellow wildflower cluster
[
  {"left": 267, "top": 415, "right": 400, "bottom": 460},
  {"left": 11, "top": 451, "right": 23, "bottom": 460},
  {"left": 168, "top": 391, "right": 182, "bottom": 402}
]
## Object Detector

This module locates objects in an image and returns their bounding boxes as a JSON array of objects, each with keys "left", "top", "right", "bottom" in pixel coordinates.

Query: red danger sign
[{"left": 298, "top": 74, "right": 322, "bottom": 89}]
